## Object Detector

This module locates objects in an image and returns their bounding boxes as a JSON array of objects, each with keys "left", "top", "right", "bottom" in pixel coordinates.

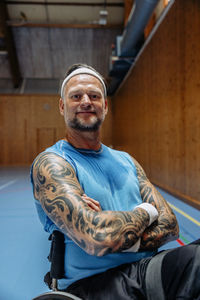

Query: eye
[
  {"left": 71, "top": 94, "right": 81, "bottom": 101},
  {"left": 89, "top": 94, "right": 100, "bottom": 100}
]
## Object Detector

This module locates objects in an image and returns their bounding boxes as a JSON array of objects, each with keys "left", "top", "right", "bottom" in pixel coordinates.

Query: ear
[
  {"left": 104, "top": 98, "right": 108, "bottom": 115},
  {"left": 59, "top": 98, "right": 64, "bottom": 116}
]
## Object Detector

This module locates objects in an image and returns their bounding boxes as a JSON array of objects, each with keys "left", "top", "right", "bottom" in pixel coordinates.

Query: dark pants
[{"left": 66, "top": 240, "right": 200, "bottom": 300}]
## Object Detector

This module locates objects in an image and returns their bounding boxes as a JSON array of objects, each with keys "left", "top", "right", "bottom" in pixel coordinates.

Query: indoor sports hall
[{"left": 0, "top": 1, "right": 199, "bottom": 299}]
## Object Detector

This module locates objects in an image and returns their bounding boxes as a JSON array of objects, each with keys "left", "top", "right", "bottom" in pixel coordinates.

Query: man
[{"left": 31, "top": 63, "right": 200, "bottom": 299}]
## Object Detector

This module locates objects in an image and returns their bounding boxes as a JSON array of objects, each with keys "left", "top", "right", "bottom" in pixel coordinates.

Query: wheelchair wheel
[{"left": 32, "top": 290, "right": 82, "bottom": 300}]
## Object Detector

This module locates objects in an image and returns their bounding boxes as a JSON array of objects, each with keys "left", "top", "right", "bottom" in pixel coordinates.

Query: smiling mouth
[{"left": 76, "top": 111, "right": 96, "bottom": 115}]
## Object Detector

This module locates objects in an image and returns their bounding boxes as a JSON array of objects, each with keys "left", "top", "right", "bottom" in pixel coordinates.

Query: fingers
[{"left": 81, "top": 194, "right": 102, "bottom": 212}]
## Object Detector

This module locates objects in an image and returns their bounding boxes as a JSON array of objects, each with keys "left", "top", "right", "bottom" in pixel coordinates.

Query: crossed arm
[
  {"left": 32, "top": 152, "right": 179, "bottom": 256},
  {"left": 132, "top": 158, "right": 179, "bottom": 250}
]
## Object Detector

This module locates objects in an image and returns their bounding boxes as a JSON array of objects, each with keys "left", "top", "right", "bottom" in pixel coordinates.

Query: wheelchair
[
  {"left": 32, "top": 230, "right": 82, "bottom": 300},
  {"left": 32, "top": 230, "right": 200, "bottom": 300}
]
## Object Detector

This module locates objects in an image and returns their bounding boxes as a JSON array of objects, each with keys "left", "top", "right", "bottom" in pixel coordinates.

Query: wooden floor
[{"left": 0, "top": 166, "right": 199, "bottom": 300}]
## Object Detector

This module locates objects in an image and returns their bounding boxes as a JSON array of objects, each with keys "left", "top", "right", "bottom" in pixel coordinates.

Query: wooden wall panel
[
  {"left": 0, "top": 94, "right": 112, "bottom": 165},
  {"left": 112, "top": 0, "right": 200, "bottom": 208},
  {"left": 0, "top": 95, "right": 63, "bottom": 165}
]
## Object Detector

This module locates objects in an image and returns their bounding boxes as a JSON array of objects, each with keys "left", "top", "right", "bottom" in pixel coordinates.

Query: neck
[{"left": 65, "top": 128, "right": 101, "bottom": 150}]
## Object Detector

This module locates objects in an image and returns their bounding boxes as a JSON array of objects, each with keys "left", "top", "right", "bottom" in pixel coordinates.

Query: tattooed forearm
[
  {"left": 33, "top": 152, "right": 150, "bottom": 256},
  {"left": 132, "top": 158, "right": 179, "bottom": 250}
]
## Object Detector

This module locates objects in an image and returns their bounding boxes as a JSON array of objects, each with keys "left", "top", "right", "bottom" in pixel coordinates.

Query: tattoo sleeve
[
  {"left": 32, "top": 152, "right": 151, "bottom": 256},
  {"left": 132, "top": 158, "right": 179, "bottom": 250}
]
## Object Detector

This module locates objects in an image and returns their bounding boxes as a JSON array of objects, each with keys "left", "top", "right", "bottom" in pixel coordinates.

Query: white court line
[{"left": 0, "top": 179, "right": 17, "bottom": 191}]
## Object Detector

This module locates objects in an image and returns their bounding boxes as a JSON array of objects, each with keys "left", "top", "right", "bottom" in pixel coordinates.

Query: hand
[{"left": 81, "top": 194, "right": 102, "bottom": 212}]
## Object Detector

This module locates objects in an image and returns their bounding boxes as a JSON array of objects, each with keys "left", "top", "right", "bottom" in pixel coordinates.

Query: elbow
[
  {"left": 170, "top": 215, "right": 180, "bottom": 240},
  {"left": 174, "top": 221, "right": 180, "bottom": 239},
  {"left": 174, "top": 214, "right": 179, "bottom": 236}
]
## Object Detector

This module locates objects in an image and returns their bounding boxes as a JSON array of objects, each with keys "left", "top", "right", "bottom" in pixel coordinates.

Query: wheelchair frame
[{"left": 32, "top": 230, "right": 82, "bottom": 300}]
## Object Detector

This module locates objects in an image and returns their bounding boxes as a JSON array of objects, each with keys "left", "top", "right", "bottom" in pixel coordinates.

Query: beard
[{"left": 67, "top": 114, "right": 104, "bottom": 132}]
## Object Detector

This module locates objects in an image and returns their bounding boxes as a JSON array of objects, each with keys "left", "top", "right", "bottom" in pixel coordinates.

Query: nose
[{"left": 80, "top": 94, "right": 92, "bottom": 107}]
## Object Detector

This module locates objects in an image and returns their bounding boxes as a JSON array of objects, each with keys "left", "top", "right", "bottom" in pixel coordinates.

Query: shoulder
[
  {"left": 33, "top": 151, "right": 65, "bottom": 167},
  {"left": 31, "top": 139, "right": 77, "bottom": 174},
  {"left": 104, "top": 145, "right": 133, "bottom": 160},
  {"left": 31, "top": 151, "right": 77, "bottom": 185},
  {"left": 103, "top": 145, "right": 138, "bottom": 171}
]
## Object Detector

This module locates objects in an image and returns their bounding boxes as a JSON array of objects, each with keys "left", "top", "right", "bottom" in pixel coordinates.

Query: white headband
[{"left": 60, "top": 67, "right": 107, "bottom": 99}]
